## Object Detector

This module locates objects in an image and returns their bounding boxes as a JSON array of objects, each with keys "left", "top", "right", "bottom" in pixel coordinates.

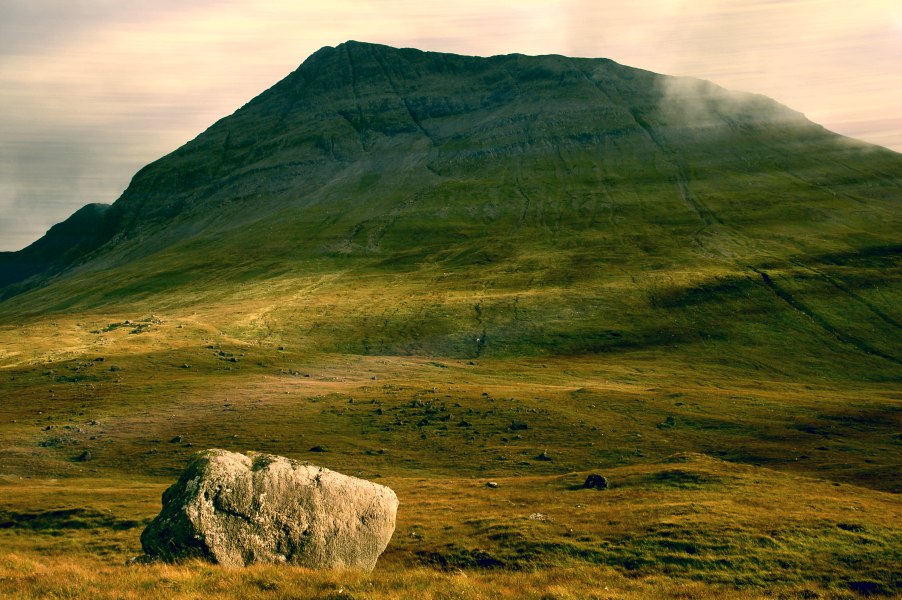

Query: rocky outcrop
[{"left": 140, "top": 449, "right": 398, "bottom": 570}]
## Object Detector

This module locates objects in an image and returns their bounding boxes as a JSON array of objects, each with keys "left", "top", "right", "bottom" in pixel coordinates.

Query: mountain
[
  {"left": 2, "top": 43, "right": 901, "bottom": 596},
  {"left": 0, "top": 40, "right": 899, "bottom": 373},
  {"left": 0, "top": 202, "right": 112, "bottom": 292}
]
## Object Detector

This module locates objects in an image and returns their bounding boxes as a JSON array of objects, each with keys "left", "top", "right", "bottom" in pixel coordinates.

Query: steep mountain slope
[{"left": 0, "top": 41, "right": 899, "bottom": 374}]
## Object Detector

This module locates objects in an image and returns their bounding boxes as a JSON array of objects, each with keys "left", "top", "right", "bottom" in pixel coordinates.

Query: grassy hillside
[
  {"left": 1, "top": 43, "right": 899, "bottom": 373},
  {"left": 0, "top": 42, "right": 900, "bottom": 598}
]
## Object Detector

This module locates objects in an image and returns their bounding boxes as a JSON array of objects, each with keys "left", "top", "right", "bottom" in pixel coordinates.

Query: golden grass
[
  {"left": 1, "top": 304, "right": 899, "bottom": 598},
  {"left": 0, "top": 555, "right": 810, "bottom": 600},
  {"left": 1, "top": 453, "right": 899, "bottom": 598}
]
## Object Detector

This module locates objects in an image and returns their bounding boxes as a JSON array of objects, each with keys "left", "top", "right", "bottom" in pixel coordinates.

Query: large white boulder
[{"left": 140, "top": 449, "right": 398, "bottom": 570}]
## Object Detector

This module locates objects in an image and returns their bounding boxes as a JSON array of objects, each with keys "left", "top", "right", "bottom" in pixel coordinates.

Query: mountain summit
[{"left": 1, "top": 41, "right": 899, "bottom": 371}]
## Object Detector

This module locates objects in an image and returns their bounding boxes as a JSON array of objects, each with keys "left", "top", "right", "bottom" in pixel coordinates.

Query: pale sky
[{"left": 1, "top": 0, "right": 900, "bottom": 251}]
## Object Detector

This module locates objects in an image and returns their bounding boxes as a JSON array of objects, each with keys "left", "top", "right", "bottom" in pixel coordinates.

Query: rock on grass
[{"left": 139, "top": 449, "right": 398, "bottom": 570}]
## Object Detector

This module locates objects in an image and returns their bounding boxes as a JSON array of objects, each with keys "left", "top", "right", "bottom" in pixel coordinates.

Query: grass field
[{"left": 1, "top": 304, "right": 899, "bottom": 598}]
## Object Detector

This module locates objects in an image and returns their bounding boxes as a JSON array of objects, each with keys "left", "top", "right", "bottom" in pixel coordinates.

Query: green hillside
[
  {"left": 0, "top": 42, "right": 899, "bottom": 598},
  {"left": 2, "top": 41, "right": 899, "bottom": 374}
]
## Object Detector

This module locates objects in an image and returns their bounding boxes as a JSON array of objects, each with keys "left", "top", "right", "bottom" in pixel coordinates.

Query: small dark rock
[
  {"left": 509, "top": 420, "right": 528, "bottom": 431},
  {"left": 657, "top": 415, "right": 676, "bottom": 429},
  {"left": 170, "top": 435, "right": 183, "bottom": 443},
  {"left": 109, "top": 365, "right": 121, "bottom": 372},
  {"left": 457, "top": 420, "right": 471, "bottom": 427},
  {"left": 309, "top": 445, "right": 327, "bottom": 452},
  {"left": 485, "top": 481, "right": 498, "bottom": 488},
  {"left": 582, "top": 474, "right": 609, "bottom": 490},
  {"left": 535, "top": 450, "right": 552, "bottom": 461},
  {"left": 75, "top": 450, "right": 92, "bottom": 462}
]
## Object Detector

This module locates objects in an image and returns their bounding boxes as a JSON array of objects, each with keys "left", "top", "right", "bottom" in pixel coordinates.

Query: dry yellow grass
[
  {"left": 1, "top": 304, "right": 899, "bottom": 598},
  {"left": 2, "top": 453, "right": 899, "bottom": 598}
]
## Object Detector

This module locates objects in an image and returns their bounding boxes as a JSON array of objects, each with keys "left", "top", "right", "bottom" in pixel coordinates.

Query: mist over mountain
[{"left": 1, "top": 41, "right": 899, "bottom": 371}]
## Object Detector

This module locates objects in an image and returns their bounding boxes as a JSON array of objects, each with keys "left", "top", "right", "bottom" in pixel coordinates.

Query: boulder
[
  {"left": 139, "top": 449, "right": 398, "bottom": 570},
  {"left": 582, "top": 474, "right": 608, "bottom": 490}
]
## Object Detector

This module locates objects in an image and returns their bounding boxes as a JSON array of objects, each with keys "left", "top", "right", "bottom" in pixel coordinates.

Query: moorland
[{"left": 0, "top": 42, "right": 899, "bottom": 598}]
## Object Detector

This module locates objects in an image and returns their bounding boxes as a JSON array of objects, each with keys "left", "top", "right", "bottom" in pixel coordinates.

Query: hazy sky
[{"left": 1, "top": 0, "right": 900, "bottom": 251}]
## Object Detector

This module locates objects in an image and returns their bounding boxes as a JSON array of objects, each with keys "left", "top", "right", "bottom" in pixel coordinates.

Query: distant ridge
[{"left": 0, "top": 202, "right": 112, "bottom": 291}]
